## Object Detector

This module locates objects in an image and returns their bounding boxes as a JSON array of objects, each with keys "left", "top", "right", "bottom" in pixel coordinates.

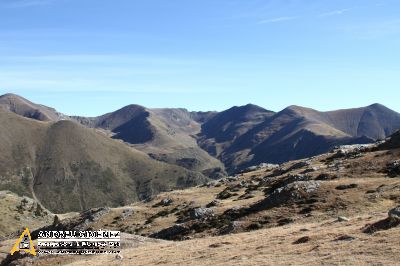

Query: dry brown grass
[
  {"left": 0, "top": 191, "right": 53, "bottom": 238},
  {"left": 4, "top": 146, "right": 400, "bottom": 265},
  {"left": 17, "top": 212, "right": 400, "bottom": 266}
]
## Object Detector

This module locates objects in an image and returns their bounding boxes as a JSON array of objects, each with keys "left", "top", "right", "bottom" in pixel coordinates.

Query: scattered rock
[
  {"left": 206, "top": 199, "right": 221, "bottom": 208},
  {"left": 278, "top": 218, "right": 294, "bottom": 226},
  {"left": 115, "top": 253, "right": 124, "bottom": 260},
  {"left": 217, "top": 190, "right": 237, "bottom": 200},
  {"left": 301, "top": 167, "right": 318, "bottom": 174},
  {"left": 363, "top": 207, "right": 400, "bottom": 234},
  {"left": 299, "top": 207, "right": 313, "bottom": 214},
  {"left": 150, "top": 223, "right": 190, "bottom": 240},
  {"left": 220, "top": 220, "right": 244, "bottom": 234},
  {"left": 287, "top": 161, "right": 310, "bottom": 172},
  {"left": 337, "top": 216, "right": 350, "bottom": 222},
  {"left": 254, "top": 181, "right": 321, "bottom": 211},
  {"left": 335, "top": 235, "right": 356, "bottom": 241},
  {"left": 388, "top": 206, "right": 400, "bottom": 221},
  {"left": 330, "top": 144, "right": 371, "bottom": 159},
  {"left": 190, "top": 208, "right": 214, "bottom": 220},
  {"left": 267, "top": 174, "right": 312, "bottom": 193},
  {"left": 159, "top": 198, "right": 173, "bottom": 206},
  {"left": 267, "top": 168, "right": 287, "bottom": 177},
  {"left": 316, "top": 173, "right": 339, "bottom": 181},
  {"left": 335, "top": 184, "right": 358, "bottom": 190},
  {"left": 284, "top": 174, "right": 311, "bottom": 185},
  {"left": 385, "top": 161, "right": 400, "bottom": 178},
  {"left": 293, "top": 236, "right": 310, "bottom": 244},
  {"left": 241, "top": 163, "right": 279, "bottom": 173},
  {"left": 246, "top": 223, "right": 262, "bottom": 231},
  {"left": 121, "top": 208, "right": 134, "bottom": 219},
  {"left": 209, "top": 242, "right": 231, "bottom": 248},
  {"left": 205, "top": 181, "right": 218, "bottom": 188},
  {"left": 259, "top": 163, "right": 280, "bottom": 170},
  {"left": 273, "top": 181, "right": 320, "bottom": 200},
  {"left": 223, "top": 206, "right": 248, "bottom": 219},
  {"left": 238, "top": 190, "right": 257, "bottom": 200}
]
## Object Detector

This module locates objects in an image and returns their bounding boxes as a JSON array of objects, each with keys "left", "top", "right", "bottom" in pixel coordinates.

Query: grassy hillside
[{"left": 0, "top": 109, "right": 208, "bottom": 213}]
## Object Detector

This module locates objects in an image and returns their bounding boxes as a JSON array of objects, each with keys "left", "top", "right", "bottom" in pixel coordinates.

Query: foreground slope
[
  {"left": 4, "top": 131, "right": 400, "bottom": 265},
  {"left": 0, "top": 109, "right": 208, "bottom": 213},
  {"left": 13, "top": 215, "right": 399, "bottom": 266}
]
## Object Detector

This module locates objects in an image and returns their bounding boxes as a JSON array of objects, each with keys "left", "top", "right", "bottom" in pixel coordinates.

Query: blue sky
[{"left": 0, "top": 0, "right": 399, "bottom": 116}]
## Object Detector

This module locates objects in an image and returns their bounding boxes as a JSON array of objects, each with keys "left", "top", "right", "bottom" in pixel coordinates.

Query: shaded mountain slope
[
  {"left": 325, "top": 103, "right": 400, "bottom": 139},
  {"left": 198, "top": 104, "right": 274, "bottom": 157},
  {"left": 73, "top": 106, "right": 226, "bottom": 178},
  {"left": 198, "top": 104, "right": 400, "bottom": 173},
  {"left": 0, "top": 109, "right": 208, "bottom": 213}
]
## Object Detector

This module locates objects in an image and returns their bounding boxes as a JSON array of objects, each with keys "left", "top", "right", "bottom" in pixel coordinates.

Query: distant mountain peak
[
  {"left": 367, "top": 103, "right": 391, "bottom": 111},
  {"left": 0, "top": 92, "right": 20, "bottom": 98},
  {"left": 0, "top": 93, "right": 30, "bottom": 102},
  {"left": 0, "top": 93, "right": 64, "bottom": 122}
]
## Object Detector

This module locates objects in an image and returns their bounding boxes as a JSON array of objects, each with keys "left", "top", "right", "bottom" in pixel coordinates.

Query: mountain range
[{"left": 1, "top": 93, "right": 400, "bottom": 212}]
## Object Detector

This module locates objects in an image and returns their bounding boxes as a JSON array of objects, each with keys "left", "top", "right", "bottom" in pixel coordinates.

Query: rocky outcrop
[
  {"left": 388, "top": 206, "right": 400, "bottom": 221},
  {"left": 378, "top": 130, "right": 400, "bottom": 150},
  {"left": 190, "top": 208, "right": 214, "bottom": 220},
  {"left": 150, "top": 224, "right": 190, "bottom": 240},
  {"left": 363, "top": 206, "right": 400, "bottom": 233},
  {"left": 248, "top": 181, "right": 321, "bottom": 215},
  {"left": 384, "top": 161, "right": 400, "bottom": 178}
]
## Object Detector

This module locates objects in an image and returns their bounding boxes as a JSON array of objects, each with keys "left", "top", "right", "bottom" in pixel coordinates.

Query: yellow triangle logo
[{"left": 10, "top": 228, "right": 36, "bottom": 256}]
